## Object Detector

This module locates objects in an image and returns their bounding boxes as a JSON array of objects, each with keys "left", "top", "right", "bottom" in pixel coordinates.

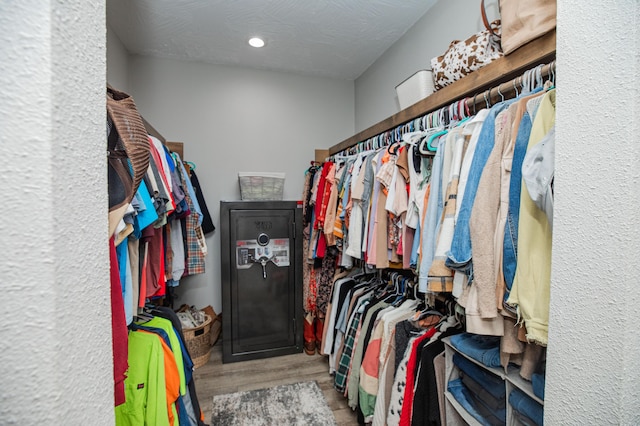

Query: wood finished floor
[{"left": 193, "top": 342, "right": 358, "bottom": 425}]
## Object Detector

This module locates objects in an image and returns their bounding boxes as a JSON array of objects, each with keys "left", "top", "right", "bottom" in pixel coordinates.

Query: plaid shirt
[
  {"left": 334, "top": 292, "right": 373, "bottom": 393},
  {"left": 179, "top": 165, "right": 204, "bottom": 276},
  {"left": 334, "top": 309, "right": 363, "bottom": 393}
]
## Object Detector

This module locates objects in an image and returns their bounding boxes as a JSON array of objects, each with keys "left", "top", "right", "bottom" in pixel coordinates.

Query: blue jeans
[
  {"left": 461, "top": 369, "right": 504, "bottom": 410},
  {"left": 531, "top": 372, "right": 545, "bottom": 400},
  {"left": 453, "top": 353, "right": 505, "bottom": 400},
  {"left": 418, "top": 137, "right": 445, "bottom": 291},
  {"left": 448, "top": 378, "right": 506, "bottom": 426},
  {"left": 446, "top": 100, "right": 513, "bottom": 279},
  {"left": 410, "top": 218, "right": 421, "bottom": 268},
  {"left": 509, "top": 389, "right": 544, "bottom": 426},
  {"left": 450, "top": 332, "right": 502, "bottom": 368},
  {"left": 503, "top": 111, "right": 533, "bottom": 304}
]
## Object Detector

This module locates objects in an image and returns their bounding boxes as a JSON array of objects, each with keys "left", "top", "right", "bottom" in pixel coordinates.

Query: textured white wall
[
  {"left": 127, "top": 55, "right": 354, "bottom": 313},
  {"left": 107, "top": 24, "right": 130, "bottom": 92},
  {"left": 354, "top": 0, "right": 499, "bottom": 132},
  {"left": 0, "top": 1, "right": 112, "bottom": 425},
  {"left": 547, "top": 1, "right": 640, "bottom": 424}
]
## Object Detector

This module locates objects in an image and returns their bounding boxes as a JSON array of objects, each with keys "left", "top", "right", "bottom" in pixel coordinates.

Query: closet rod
[
  {"left": 330, "top": 61, "right": 555, "bottom": 158},
  {"left": 467, "top": 61, "right": 555, "bottom": 114},
  {"left": 328, "top": 30, "right": 556, "bottom": 156}
]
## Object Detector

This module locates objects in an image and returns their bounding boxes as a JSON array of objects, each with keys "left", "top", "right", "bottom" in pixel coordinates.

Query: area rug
[{"left": 210, "top": 380, "right": 337, "bottom": 426}]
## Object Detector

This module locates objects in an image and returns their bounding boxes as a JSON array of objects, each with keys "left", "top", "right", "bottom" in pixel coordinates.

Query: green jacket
[{"left": 115, "top": 330, "right": 170, "bottom": 426}]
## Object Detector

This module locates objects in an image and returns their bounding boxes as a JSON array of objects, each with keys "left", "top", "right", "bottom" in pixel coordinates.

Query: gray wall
[
  {"left": 107, "top": 25, "right": 129, "bottom": 92},
  {"left": 354, "top": 0, "right": 499, "bottom": 132},
  {"left": 126, "top": 55, "right": 355, "bottom": 313},
  {"left": 0, "top": 1, "right": 112, "bottom": 424}
]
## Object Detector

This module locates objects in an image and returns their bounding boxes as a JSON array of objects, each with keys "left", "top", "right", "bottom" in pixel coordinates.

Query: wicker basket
[{"left": 183, "top": 314, "right": 213, "bottom": 369}]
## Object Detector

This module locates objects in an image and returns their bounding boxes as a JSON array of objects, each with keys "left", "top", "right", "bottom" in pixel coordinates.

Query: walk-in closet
[{"left": 2, "top": 1, "right": 639, "bottom": 425}]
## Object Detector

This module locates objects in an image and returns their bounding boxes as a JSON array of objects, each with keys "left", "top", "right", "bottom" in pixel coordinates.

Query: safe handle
[{"left": 257, "top": 256, "right": 270, "bottom": 279}]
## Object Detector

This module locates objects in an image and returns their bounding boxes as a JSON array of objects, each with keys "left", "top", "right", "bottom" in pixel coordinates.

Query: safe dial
[{"left": 257, "top": 233, "right": 270, "bottom": 246}]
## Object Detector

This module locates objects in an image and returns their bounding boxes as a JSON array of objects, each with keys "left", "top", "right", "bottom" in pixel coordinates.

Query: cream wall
[
  {"left": 0, "top": 1, "right": 112, "bottom": 424},
  {"left": 126, "top": 55, "right": 355, "bottom": 313}
]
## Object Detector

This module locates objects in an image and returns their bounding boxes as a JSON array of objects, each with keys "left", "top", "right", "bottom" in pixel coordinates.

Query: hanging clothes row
[
  {"left": 301, "top": 62, "right": 556, "bottom": 425},
  {"left": 109, "top": 126, "right": 214, "bottom": 321},
  {"left": 106, "top": 86, "right": 214, "bottom": 421},
  {"left": 115, "top": 306, "right": 209, "bottom": 426},
  {"left": 319, "top": 268, "right": 464, "bottom": 425}
]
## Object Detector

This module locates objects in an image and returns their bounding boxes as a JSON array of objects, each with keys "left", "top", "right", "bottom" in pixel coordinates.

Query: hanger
[
  {"left": 457, "top": 99, "right": 468, "bottom": 120},
  {"left": 422, "top": 128, "right": 448, "bottom": 153},
  {"left": 401, "top": 130, "right": 426, "bottom": 149},
  {"left": 387, "top": 142, "right": 400, "bottom": 155},
  {"left": 391, "top": 276, "right": 409, "bottom": 307},
  {"left": 525, "top": 68, "right": 536, "bottom": 93},
  {"left": 472, "top": 93, "right": 479, "bottom": 115},
  {"left": 184, "top": 161, "right": 196, "bottom": 170},
  {"left": 536, "top": 65, "right": 544, "bottom": 89},
  {"left": 498, "top": 84, "right": 505, "bottom": 103},
  {"left": 135, "top": 307, "right": 155, "bottom": 324}
]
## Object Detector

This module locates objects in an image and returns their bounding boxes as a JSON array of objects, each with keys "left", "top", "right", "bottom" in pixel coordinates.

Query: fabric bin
[{"left": 395, "top": 69, "right": 434, "bottom": 110}]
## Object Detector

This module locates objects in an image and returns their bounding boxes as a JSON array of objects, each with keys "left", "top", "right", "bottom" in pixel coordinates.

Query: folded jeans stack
[
  {"left": 449, "top": 353, "right": 506, "bottom": 424},
  {"left": 531, "top": 372, "right": 546, "bottom": 400},
  {"left": 449, "top": 332, "right": 501, "bottom": 367},
  {"left": 509, "top": 388, "right": 544, "bottom": 426},
  {"left": 448, "top": 379, "right": 506, "bottom": 426}
]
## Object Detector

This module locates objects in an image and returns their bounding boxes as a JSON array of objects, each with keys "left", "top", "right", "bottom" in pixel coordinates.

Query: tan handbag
[
  {"left": 499, "top": 0, "right": 557, "bottom": 55},
  {"left": 430, "top": 0, "right": 502, "bottom": 91}
]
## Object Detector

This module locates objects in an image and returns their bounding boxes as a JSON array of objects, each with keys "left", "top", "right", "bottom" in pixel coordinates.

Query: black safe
[{"left": 220, "top": 200, "right": 303, "bottom": 363}]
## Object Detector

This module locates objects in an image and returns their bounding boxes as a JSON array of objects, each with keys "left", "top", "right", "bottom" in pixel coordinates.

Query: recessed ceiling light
[{"left": 248, "top": 37, "right": 265, "bottom": 48}]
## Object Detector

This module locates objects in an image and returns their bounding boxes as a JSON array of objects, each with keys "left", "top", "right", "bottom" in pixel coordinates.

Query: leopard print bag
[{"left": 430, "top": 1, "right": 503, "bottom": 90}]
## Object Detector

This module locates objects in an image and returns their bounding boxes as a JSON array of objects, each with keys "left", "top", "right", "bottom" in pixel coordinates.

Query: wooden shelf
[{"left": 328, "top": 30, "right": 556, "bottom": 155}]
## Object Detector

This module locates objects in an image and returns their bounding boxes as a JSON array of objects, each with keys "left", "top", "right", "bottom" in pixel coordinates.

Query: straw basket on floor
[{"left": 183, "top": 314, "right": 213, "bottom": 369}]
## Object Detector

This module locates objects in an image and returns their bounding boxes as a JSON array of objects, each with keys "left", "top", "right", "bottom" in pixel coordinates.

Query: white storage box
[
  {"left": 395, "top": 69, "right": 435, "bottom": 110},
  {"left": 238, "top": 172, "right": 285, "bottom": 200}
]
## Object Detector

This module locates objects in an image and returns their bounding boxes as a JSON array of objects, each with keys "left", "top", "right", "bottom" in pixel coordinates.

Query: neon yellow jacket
[{"left": 115, "top": 331, "right": 170, "bottom": 426}]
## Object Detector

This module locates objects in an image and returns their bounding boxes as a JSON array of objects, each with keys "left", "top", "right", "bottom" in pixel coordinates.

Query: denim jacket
[{"left": 446, "top": 100, "right": 515, "bottom": 278}]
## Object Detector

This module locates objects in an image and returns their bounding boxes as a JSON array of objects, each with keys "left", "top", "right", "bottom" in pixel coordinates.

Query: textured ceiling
[{"left": 107, "top": 0, "right": 438, "bottom": 80}]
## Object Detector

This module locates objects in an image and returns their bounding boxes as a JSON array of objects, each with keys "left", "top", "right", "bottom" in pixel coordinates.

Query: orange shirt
[{"left": 139, "top": 331, "right": 180, "bottom": 425}]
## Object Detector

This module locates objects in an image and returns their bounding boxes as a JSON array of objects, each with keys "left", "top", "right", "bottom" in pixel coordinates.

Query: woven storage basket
[{"left": 183, "top": 314, "right": 212, "bottom": 369}]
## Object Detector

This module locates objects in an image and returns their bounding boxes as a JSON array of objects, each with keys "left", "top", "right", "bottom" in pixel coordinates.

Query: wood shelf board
[
  {"left": 315, "top": 149, "right": 330, "bottom": 164},
  {"left": 329, "top": 30, "right": 556, "bottom": 155},
  {"left": 166, "top": 141, "right": 184, "bottom": 159}
]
